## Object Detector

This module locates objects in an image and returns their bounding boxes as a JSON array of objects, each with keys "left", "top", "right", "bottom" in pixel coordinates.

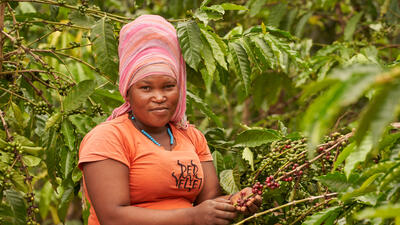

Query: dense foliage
[{"left": 0, "top": 0, "right": 399, "bottom": 224}]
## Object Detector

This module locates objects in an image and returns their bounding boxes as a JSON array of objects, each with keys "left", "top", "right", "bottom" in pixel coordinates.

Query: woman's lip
[{"left": 150, "top": 108, "right": 168, "bottom": 112}]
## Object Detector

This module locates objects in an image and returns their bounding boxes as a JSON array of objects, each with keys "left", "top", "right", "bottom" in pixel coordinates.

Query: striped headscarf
[{"left": 107, "top": 15, "right": 187, "bottom": 129}]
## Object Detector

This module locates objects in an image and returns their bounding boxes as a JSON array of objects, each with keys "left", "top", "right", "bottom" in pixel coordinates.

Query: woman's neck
[{"left": 131, "top": 117, "right": 167, "bottom": 135}]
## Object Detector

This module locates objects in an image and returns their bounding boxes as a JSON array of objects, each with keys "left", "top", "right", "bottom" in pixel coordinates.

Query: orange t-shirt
[{"left": 78, "top": 114, "right": 213, "bottom": 225}]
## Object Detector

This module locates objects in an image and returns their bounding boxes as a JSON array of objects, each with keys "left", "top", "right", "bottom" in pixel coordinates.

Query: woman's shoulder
[{"left": 175, "top": 123, "right": 207, "bottom": 144}]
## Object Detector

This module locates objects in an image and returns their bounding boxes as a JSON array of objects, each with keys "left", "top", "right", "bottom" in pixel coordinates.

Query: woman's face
[{"left": 127, "top": 74, "right": 179, "bottom": 129}]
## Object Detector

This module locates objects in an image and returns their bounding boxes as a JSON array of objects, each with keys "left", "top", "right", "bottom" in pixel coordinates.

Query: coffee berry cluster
[
  {"left": 265, "top": 175, "right": 280, "bottom": 189},
  {"left": 25, "top": 192, "right": 39, "bottom": 225},
  {"left": 25, "top": 101, "right": 50, "bottom": 115}
]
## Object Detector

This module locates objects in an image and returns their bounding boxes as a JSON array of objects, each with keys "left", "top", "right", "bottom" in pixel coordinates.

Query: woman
[{"left": 79, "top": 15, "right": 261, "bottom": 225}]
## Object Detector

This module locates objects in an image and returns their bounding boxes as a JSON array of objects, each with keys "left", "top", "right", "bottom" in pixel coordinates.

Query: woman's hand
[
  {"left": 230, "top": 187, "right": 263, "bottom": 215},
  {"left": 192, "top": 198, "right": 237, "bottom": 225}
]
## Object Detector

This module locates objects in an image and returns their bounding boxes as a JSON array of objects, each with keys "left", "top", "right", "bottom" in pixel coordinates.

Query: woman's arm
[
  {"left": 194, "top": 161, "right": 223, "bottom": 204},
  {"left": 82, "top": 159, "right": 237, "bottom": 225}
]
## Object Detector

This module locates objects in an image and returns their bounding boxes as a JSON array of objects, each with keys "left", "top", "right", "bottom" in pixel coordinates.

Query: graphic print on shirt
[{"left": 171, "top": 160, "right": 202, "bottom": 192}]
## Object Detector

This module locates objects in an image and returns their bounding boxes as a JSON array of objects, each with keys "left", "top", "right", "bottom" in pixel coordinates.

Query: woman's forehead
[{"left": 135, "top": 74, "right": 177, "bottom": 83}]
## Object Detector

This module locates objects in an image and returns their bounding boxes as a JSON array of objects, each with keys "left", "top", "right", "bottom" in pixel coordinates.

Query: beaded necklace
[{"left": 130, "top": 114, "right": 174, "bottom": 147}]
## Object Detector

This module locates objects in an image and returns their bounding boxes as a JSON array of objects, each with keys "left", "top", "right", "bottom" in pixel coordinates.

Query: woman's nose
[{"left": 152, "top": 90, "right": 166, "bottom": 102}]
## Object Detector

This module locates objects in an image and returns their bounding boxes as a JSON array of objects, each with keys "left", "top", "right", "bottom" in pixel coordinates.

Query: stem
[
  {"left": 289, "top": 199, "right": 332, "bottom": 225},
  {"left": 21, "top": 73, "right": 51, "bottom": 107},
  {"left": 0, "top": 109, "right": 12, "bottom": 141},
  {"left": 276, "top": 132, "right": 353, "bottom": 182},
  {"left": 233, "top": 193, "right": 338, "bottom": 225},
  {"left": 0, "top": 3, "right": 5, "bottom": 73},
  {"left": 7, "top": 0, "right": 133, "bottom": 23},
  {"left": 26, "top": 20, "right": 90, "bottom": 30},
  {"left": 0, "top": 86, "right": 36, "bottom": 104}
]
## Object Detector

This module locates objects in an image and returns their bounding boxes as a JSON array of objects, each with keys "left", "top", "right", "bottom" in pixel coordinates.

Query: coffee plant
[{"left": 0, "top": 0, "right": 399, "bottom": 224}]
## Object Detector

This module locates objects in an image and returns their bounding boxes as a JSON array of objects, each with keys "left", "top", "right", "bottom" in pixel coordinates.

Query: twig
[
  {"left": 0, "top": 3, "right": 5, "bottom": 73},
  {"left": 26, "top": 20, "right": 90, "bottom": 30},
  {"left": 21, "top": 73, "right": 51, "bottom": 107},
  {"left": 0, "top": 109, "right": 12, "bottom": 141},
  {"left": 276, "top": 131, "right": 353, "bottom": 181},
  {"left": 233, "top": 193, "right": 338, "bottom": 225},
  {"left": 0, "top": 86, "right": 36, "bottom": 104},
  {"left": 289, "top": 199, "right": 332, "bottom": 225},
  {"left": 7, "top": 0, "right": 133, "bottom": 23}
]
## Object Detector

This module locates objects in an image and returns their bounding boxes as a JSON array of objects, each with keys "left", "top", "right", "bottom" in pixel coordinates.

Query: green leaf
[
  {"left": 186, "top": 91, "right": 222, "bottom": 127},
  {"left": 39, "top": 181, "right": 53, "bottom": 219},
  {"left": 333, "top": 142, "right": 355, "bottom": 171},
  {"left": 250, "top": 35, "right": 275, "bottom": 69},
  {"left": 344, "top": 12, "right": 363, "bottom": 41},
  {"left": 263, "top": 34, "right": 285, "bottom": 70},
  {"left": 302, "top": 65, "right": 380, "bottom": 151},
  {"left": 219, "top": 169, "right": 240, "bottom": 194},
  {"left": 45, "top": 129, "right": 60, "bottom": 188},
  {"left": 360, "top": 161, "right": 399, "bottom": 181},
  {"left": 356, "top": 204, "right": 400, "bottom": 219},
  {"left": 22, "top": 155, "right": 41, "bottom": 167},
  {"left": 355, "top": 81, "right": 400, "bottom": 147},
  {"left": 90, "top": 17, "right": 119, "bottom": 83},
  {"left": 240, "top": 36, "right": 262, "bottom": 72},
  {"left": 266, "top": 3, "right": 287, "bottom": 27},
  {"left": 177, "top": 21, "right": 203, "bottom": 71},
  {"left": 344, "top": 135, "right": 373, "bottom": 178},
  {"left": 235, "top": 128, "right": 281, "bottom": 147},
  {"left": 249, "top": 0, "right": 267, "bottom": 17},
  {"left": 200, "top": 28, "right": 228, "bottom": 70},
  {"left": 302, "top": 206, "right": 341, "bottom": 225},
  {"left": 11, "top": 173, "right": 28, "bottom": 192},
  {"left": 61, "top": 119, "right": 75, "bottom": 151},
  {"left": 221, "top": 3, "right": 248, "bottom": 10},
  {"left": 200, "top": 36, "right": 216, "bottom": 91},
  {"left": 212, "top": 150, "right": 224, "bottom": 175},
  {"left": 72, "top": 167, "right": 82, "bottom": 182},
  {"left": 93, "top": 89, "right": 124, "bottom": 103},
  {"left": 242, "top": 147, "right": 254, "bottom": 171},
  {"left": 229, "top": 42, "right": 251, "bottom": 96},
  {"left": 45, "top": 112, "right": 62, "bottom": 130},
  {"left": 341, "top": 173, "right": 381, "bottom": 202},
  {"left": 380, "top": 165, "right": 400, "bottom": 190},
  {"left": 11, "top": 102, "right": 24, "bottom": 128},
  {"left": 60, "top": 147, "right": 74, "bottom": 178},
  {"left": 69, "top": 114, "right": 97, "bottom": 135},
  {"left": 58, "top": 185, "right": 74, "bottom": 222},
  {"left": 317, "top": 172, "right": 351, "bottom": 192},
  {"left": 5, "top": 189, "right": 26, "bottom": 225},
  {"left": 68, "top": 11, "right": 95, "bottom": 28},
  {"left": 295, "top": 12, "right": 313, "bottom": 38},
  {"left": 63, "top": 80, "right": 96, "bottom": 112}
]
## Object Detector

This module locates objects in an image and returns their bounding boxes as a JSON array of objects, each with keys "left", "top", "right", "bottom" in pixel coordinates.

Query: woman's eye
[
  {"left": 140, "top": 86, "right": 151, "bottom": 90},
  {"left": 165, "top": 84, "right": 176, "bottom": 89}
]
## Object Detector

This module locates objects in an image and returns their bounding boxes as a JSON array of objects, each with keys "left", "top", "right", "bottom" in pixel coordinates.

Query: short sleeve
[
  {"left": 78, "top": 123, "right": 130, "bottom": 170},
  {"left": 186, "top": 126, "right": 213, "bottom": 162}
]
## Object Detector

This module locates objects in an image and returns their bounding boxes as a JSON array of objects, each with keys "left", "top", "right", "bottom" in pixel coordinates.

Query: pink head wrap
[{"left": 107, "top": 15, "right": 187, "bottom": 129}]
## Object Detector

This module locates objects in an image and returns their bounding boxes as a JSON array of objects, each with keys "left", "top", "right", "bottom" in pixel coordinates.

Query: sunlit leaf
[
  {"left": 302, "top": 206, "right": 341, "bottom": 225},
  {"left": 63, "top": 80, "right": 96, "bottom": 112},
  {"left": 235, "top": 128, "right": 281, "bottom": 147},
  {"left": 229, "top": 42, "right": 251, "bottom": 96},
  {"left": 177, "top": 21, "right": 203, "bottom": 71},
  {"left": 242, "top": 147, "right": 254, "bottom": 171},
  {"left": 219, "top": 169, "right": 240, "bottom": 194},
  {"left": 4, "top": 190, "right": 26, "bottom": 225},
  {"left": 344, "top": 13, "right": 363, "bottom": 41},
  {"left": 90, "top": 17, "right": 119, "bottom": 83}
]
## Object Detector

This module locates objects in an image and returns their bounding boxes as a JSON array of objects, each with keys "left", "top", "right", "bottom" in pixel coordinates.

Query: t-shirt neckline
[{"left": 125, "top": 114, "right": 179, "bottom": 151}]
